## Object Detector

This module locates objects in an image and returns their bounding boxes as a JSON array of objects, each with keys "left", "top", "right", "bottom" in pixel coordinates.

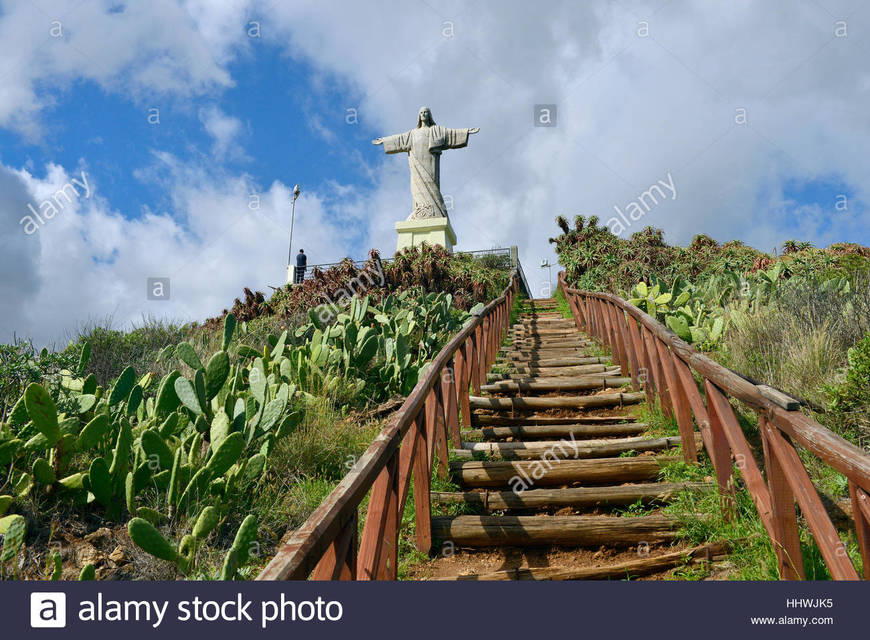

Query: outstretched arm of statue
[{"left": 373, "top": 131, "right": 412, "bottom": 153}]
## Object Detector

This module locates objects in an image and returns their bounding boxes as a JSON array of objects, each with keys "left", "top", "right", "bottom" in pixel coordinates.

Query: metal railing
[
  {"left": 558, "top": 272, "right": 870, "bottom": 580},
  {"left": 257, "top": 270, "right": 519, "bottom": 580}
]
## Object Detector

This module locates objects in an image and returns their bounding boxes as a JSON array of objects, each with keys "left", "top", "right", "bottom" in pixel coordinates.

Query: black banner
[{"left": 5, "top": 580, "right": 866, "bottom": 639}]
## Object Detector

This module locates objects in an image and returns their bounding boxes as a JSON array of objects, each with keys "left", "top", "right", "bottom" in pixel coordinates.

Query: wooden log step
[
  {"left": 431, "top": 481, "right": 713, "bottom": 511},
  {"left": 507, "top": 340, "right": 592, "bottom": 348},
  {"left": 464, "top": 434, "right": 669, "bottom": 451},
  {"left": 442, "top": 539, "right": 732, "bottom": 580},
  {"left": 503, "top": 343, "right": 591, "bottom": 351},
  {"left": 481, "top": 376, "right": 632, "bottom": 394},
  {"left": 469, "top": 392, "right": 645, "bottom": 411},
  {"left": 511, "top": 359, "right": 609, "bottom": 373},
  {"left": 510, "top": 331, "right": 583, "bottom": 336},
  {"left": 486, "top": 364, "right": 621, "bottom": 382},
  {"left": 487, "top": 364, "right": 607, "bottom": 379},
  {"left": 507, "top": 344, "right": 592, "bottom": 352},
  {"left": 463, "top": 423, "right": 649, "bottom": 441},
  {"left": 491, "top": 374, "right": 624, "bottom": 386},
  {"left": 487, "top": 365, "right": 620, "bottom": 381},
  {"left": 508, "top": 336, "right": 591, "bottom": 342},
  {"left": 516, "top": 322, "right": 574, "bottom": 328},
  {"left": 462, "top": 422, "right": 649, "bottom": 441},
  {"left": 508, "top": 356, "right": 608, "bottom": 368},
  {"left": 502, "top": 352, "right": 596, "bottom": 361},
  {"left": 452, "top": 435, "right": 692, "bottom": 460},
  {"left": 451, "top": 456, "right": 675, "bottom": 488},
  {"left": 431, "top": 514, "right": 678, "bottom": 547},
  {"left": 471, "top": 414, "right": 636, "bottom": 426}
]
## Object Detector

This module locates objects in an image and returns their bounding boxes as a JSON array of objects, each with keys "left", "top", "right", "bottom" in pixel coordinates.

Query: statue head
[{"left": 416, "top": 106, "right": 435, "bottom": 127}]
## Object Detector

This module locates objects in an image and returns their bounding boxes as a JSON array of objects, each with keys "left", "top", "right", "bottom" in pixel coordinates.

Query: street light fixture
[
  {"left": 541, "top": 259, "right": 552, "bottom": 283},
  {"left": 540, "top": 259, "right": 554, "bottom": 298},
  {"left": 287, "top": 184, "right": 301, "bottom": 284}
]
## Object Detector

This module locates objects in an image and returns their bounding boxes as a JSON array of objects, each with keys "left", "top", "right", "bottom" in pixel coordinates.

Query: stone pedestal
[{"left": 395, "top": 216, "right": 457, "bottom": 254}]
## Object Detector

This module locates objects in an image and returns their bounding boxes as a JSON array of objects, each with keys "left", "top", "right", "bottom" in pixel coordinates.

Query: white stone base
[{"left": 395, "top": 216, "right": 457, "bottom": 254}]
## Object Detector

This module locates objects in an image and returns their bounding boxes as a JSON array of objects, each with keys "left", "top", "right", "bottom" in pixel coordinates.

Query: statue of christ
[{"left": 372, "top": 107, "right": 479, "bottom": 221}]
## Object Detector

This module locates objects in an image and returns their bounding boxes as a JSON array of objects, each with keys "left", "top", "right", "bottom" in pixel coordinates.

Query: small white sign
[{"left": 30, "top": 592, "right": 67, "bottom": 628}]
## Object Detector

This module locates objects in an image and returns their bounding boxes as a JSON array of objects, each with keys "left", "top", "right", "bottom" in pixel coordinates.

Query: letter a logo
[{"left": 30, "top": 593, "right": 67, "bottom": 628}]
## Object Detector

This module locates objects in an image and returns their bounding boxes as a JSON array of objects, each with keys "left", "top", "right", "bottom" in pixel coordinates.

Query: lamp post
[
  {"left": 541, "top": 259, "right": 553, "bottom": 298},
  {"left": 287, "top": 184, "right": 301, "bottom": 284}
]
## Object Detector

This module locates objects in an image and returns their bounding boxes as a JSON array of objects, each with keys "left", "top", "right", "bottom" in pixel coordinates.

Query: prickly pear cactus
[{"left": 127, "top": 518, "right": 177, "bottom": 562}]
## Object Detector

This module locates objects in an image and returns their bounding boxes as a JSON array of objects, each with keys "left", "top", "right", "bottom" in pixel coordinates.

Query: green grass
[
  {"left": 636, "top": 396, "right": 867, "bottom": 580},
  {"left": 631, "top": 401, "right": 681, "bottom": 439},
  {"left": 553, "top": 286, "right": 574, "bottom": 320}
]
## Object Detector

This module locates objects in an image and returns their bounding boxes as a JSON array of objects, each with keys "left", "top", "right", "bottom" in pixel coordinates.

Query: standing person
[{"left": 295, "top": 249, "right": 307, "bottom": 284}]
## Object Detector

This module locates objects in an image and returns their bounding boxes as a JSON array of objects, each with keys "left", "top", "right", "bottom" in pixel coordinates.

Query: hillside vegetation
[
  {"left": 553, "top": 216, "right": 870, "bottom": 506},
  {"left": 0, "top": 246, "right": 511, "bottom": 580},
  {"left": 553, "top": 216, "right": 870, "bottom": 578}
]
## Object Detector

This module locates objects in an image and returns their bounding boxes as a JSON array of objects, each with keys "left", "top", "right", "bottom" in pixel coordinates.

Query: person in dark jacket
[{"left": 295, "top": 249, "right": 307, "bottom": 283}]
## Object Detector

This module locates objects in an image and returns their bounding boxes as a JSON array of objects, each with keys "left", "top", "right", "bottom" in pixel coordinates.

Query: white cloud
[
  {"left": 0, "top": 0, "right": 246, "bottom": 139},
  {"left": 3, "top": 1, "right": 870, "bottom": 341},
  {"left": 256, "top": 0, "right": 870, "bottom": 294},
  {"left": 0, "top": 156, "right": 365, "bottom": 344},
  {"left": 200, "top": 106, "right": 247, "bottom": 160}
]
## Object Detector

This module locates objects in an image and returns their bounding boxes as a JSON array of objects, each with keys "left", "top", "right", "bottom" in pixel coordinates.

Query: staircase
[{"left": 425, "top": 298, "right": 715, "bottom": 580}]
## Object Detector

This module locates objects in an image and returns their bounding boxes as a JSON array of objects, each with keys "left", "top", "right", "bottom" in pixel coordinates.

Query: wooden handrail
[
  {"left": 558, "top": 272, "right": 870, "bottom": 580},
  {"left": 257, "top": 271, "right": 519, "bottom": 580}
]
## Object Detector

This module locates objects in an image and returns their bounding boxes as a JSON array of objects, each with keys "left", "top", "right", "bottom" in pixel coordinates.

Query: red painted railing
[
  {"left": 257, "top": 272, "right": 519, "bottom": 580},
  {"left": 559, "top": 273, "right": 870, "bottom": 580}
]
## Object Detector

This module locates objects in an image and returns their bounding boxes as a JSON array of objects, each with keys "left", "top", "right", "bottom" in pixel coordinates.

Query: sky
[{"left": 2, "top": 0, "right": 870, "bottom": 346}]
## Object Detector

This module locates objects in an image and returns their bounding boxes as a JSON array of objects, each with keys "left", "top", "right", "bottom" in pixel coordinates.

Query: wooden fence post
[
  {"left": 469, "top": 329, "right": 482, "bottom": 395},
  {"left": 599, "top": 300, "right": 619, "bottom": 368},
  {"left": 759, "top": 416, "right": 805, "bottom": 580},
  {"left": 607, "top": 303, "right": 631, "bottom": 378},
  {"left": 625, "top": 316, "right": 651, "bottom": 399},
  {"left": 357, "top": 453, "right": 399, "bottom": 580},
  {"left": 455, "top": 342, "right": 472, "bottom": 428},
  {"left": 425, "top": 387, "right": 449, "bottom": 479},
  {"left": 654, "top": 339, "right": 698, "bottom": 462},
  {"left": 441, "top": 358, "right": 461, "bottom": 448},
  {"left": 764, "top": 425, "right": 859, "bottom": 580},
  {"left": 702, "top": 379, "right": 736, "bottom": 518},
  {"left": 397, "top": 412, "right": 432, "bottom": 555},
  {"left": 848, "top": 481, "right": 870, "bottom": 580},
  {"left": 641, "top": 326, "right": 674, "bottom": 418},
  {"left": 573, "top": 293, "right": 586, "bottom": 330},
  {"left": 311, "top": 511, "right": 357, "bottom": 580},
  {"left": 616, "top": 309, "right": 641, "bottom": 391},
  {"left": 671, "top": 355, "right": 715, "bottom": 456},
  {"left": 481, "top": 316, "right": 491, "bottom": 373}
]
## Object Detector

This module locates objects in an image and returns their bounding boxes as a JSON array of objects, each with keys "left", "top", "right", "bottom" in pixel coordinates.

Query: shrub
[
  {"left": 69, "top": 318, "right": 187, "bottom": 387},
  {"left": 828, "top": 332, "right": 870, "bottom": 419},
  {"left": 0, "top": 340, "right": 78, "bottom": 421}
]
